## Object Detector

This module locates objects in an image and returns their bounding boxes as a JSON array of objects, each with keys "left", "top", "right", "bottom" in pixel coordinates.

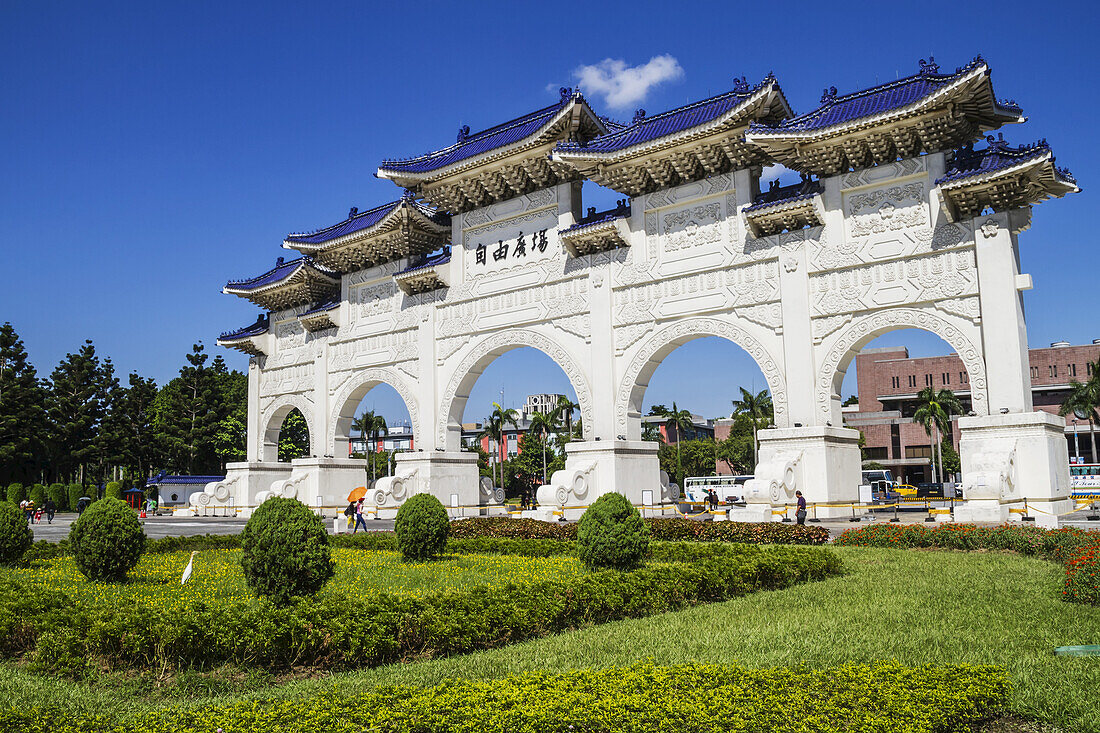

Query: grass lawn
[
  {"left": 2, "top": 546, "right": 1098, "bottom": 731},
  {"left": 5, "top": 548, "right": 585, "bottom": 607}
]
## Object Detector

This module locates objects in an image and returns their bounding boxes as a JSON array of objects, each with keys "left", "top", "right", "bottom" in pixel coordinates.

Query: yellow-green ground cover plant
[
  {"left": 0, "top": 539, "right": 839, "bottom": 677},
  {"left": 0, "top": 660, "right": 1009, "bottom": 733},
  {"left": 836, "top": 522, "right": 1100, "bottom": 604}
]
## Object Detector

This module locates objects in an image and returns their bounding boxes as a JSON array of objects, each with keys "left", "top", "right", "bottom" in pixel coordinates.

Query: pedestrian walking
[
  {"left": 44, "top": 497, "right": 56, "bottom": 524},
  {"left": 353, "top": 498, "right": 368, "bottom": 533},
  {"left": 795, "top": 490, "right": 807, "bottom": 525}
]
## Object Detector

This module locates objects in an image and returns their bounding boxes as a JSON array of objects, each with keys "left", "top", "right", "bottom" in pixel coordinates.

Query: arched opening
[
  {"left": 261, "top": 400, "right": 316, "bottom": 463},
  {"left": 834, "top": 327, "right": 981, "bottom": 488},
  {"left": 329, "top": 369, "right": 419, "bottom": 482},
  {"left": 448, "top": 343, "right": 584, "bottom": 499},
  {"left": 276, "top": 408, "right": 310, "bottom": 463},
  {"left": 623, "top": 332, "right": 778, "bottom": 487}
]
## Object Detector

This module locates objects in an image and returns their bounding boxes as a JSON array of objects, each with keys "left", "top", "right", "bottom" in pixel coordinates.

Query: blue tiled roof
[
  {"left": 225, "top": 257, "right": 336, "bottom": 292},
  {"left": 396, "top": 249, "right": 452, "bottom": 276},
  {"left": 558, "top": 77, "right": 775, "bottom": 155},
  {"left": 219, "top": 314, "right": 269, "bottom": 341},
  {"left": 380, "top": 89, "right": 590, "bottom": 175},
  {"left": 749, "top": 56, "right": 1021, "bottom": 136},
  {"left": 285, "top": 193, "right": 449, "bottom": 245},
  {"left": 146, "top": 471, "right": 225, "bottom": 486},
  {"left": 743, "top": 178, "right": 823, "bottom": 213},
  {"left": 936, "top": 135, "right": 1075, "bottom": 186},
  {"left": 561, "top": 201, "right": 631, "bottom": 234},
  {"left": 300, "top": 298, "right": 340, "bottom": 317}
]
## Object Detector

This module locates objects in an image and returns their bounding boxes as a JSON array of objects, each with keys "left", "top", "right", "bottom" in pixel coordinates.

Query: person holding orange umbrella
[
  {"left": 353, "top": 498, "right": 367, "bottom": 533},
  {"left": 345, "top": 486, "right": 367, "bottom": 532}
]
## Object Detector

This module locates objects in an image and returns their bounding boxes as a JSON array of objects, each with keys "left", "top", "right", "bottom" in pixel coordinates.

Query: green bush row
[
  {"left": 450, "top": 515, "right": 830, "bottom": 544},
  {"left": 0, "top": 660, "right": 1009, "bottom": 733},
  {"left": 835, "top": 523, "right": 1100, "bottom": 604},
  {"left": 0, "top": 541, "right": 840, "bottom": 675},
  {"left": 4, "top": 483, "right": 85, "bottom": 511}
]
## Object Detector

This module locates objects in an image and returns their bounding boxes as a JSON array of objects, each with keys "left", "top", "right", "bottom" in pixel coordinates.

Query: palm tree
[
  {"left": 731, "top": 388, "right": 773, "bottom": 469},
  {"left": 528, "top": 410, "right": 558, "bottom": 485},
  {"left": 480, "top": 402, "right": 519, "bottom": 489},
  {"left": 352, "top": 410, "right": 388, "bottom": 481},
  {"left": 1060, "top": 367, "right": 1100, "bottom": 462},
  {"left": 913, "top": 387, "right": 963, "bottom": 485},
  {"left": 663, "top": 401, "right": 694, "bottom": 486},
  {"left": 555, "top": 395, "right": 579, "bottom": 442}
]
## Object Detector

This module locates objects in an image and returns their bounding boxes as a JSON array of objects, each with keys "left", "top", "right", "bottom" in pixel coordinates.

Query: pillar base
[
  {"left": 190, "top": 461, "right": 292, "bottom": 513},
  {"left": 958, "top": 412, "right": 1071, "bottom": 520},
  {"left": 384, "top": 451, "right": 487, "bottom": 517},
  {"left": 534, "top": 440, "right": 675, "bottom": 520},
  {"left": 265, "top": 457, "right": 369, "bottom": 513},
  {"left": 730, "top": 426, "right": 861, "bottom": 522}
]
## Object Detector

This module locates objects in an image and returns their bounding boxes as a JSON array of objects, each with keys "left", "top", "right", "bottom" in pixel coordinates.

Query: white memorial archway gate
[{"left": 207, "top": 60, "right": 1077, "bottom": 521}]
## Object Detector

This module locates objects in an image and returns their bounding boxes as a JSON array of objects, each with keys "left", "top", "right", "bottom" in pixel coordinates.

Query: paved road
[{"left": 21, "top": 508, "right": 1099, "bottom": 543}]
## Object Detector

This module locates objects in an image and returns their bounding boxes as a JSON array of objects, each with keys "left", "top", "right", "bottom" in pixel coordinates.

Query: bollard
[
  {"left": 848, "top": 503, "right": 860, "bottom": 522},
  {"left": 924, "top": 499, "right": 936, "bottom": 523},
  {"left": 1020, "top": 500, "right": 1035, "bottom": 522},
  {"left": 808, "top": 502, "right": 820, "bottom": 523},
  {"left": 890, "top": 500, "right": 900, "bottom": 522}
]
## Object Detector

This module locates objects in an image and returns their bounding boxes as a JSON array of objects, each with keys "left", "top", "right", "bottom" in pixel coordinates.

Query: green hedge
[
  {"left": 5, "top": 483, "right": 25, "bottom": 505},
  {"left": 0, "top": 540, "right": 840, "bottom": 675},
  {"left": 66, "top": 484, "right": 83, "bottom": 513},
  {"left": 47, "top": 484, "right": 66, "bottom": 511},
  {"left": 0, "top": 661, "right": 1008, "bottom": 733},
  {"left": 29, "top": 484, "right": 47, "bottom": 505},
  {"left": 836, "top": 523, "right": 1100, "bottom": 605},
  {"left": 450, "top": 516, "right": 830, "bottom": 544}
]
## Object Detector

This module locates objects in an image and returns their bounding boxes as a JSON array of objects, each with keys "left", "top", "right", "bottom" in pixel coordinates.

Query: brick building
[{"left": 846, "top": 341, "right": 1100, "bottom": 485}]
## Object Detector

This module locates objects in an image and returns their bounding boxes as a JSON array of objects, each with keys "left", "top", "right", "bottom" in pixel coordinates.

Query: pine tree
[
  {"left": 106, "top": 373, "right": 161, "bottom": 480},
  {"left": 155, "top": 343, "right": 222, "bottom": 474},
  {"left": 0, "top": 323, "right": 48, "bottom": 483},
  {"left": 46, "top": 340, "right": 109, "bottom": 484}
]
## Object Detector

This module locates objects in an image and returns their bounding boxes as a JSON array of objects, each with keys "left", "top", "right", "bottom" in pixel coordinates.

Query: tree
[
  {"left": 940, "top": 435, "right": 961, "bottom": 478},
  {"left": 45, "top": 340, "right": 110, "bottom": 485},
  {"left": 511, "top": 430, "right": 564, "bottom": 493},
  {"left": 716, "top": 414, "right": 756, "bottom": 474},
  {"left": 842, "top": 395, "right": 859, "bottom": 407},
  {"left": 555, "top": 395, "right": 579, "bottom": 441},
  {"left": 731, "top": 387, "right": 773, "bottom": 469},
  {"left": 103, "top": 373, "right": 160, "bottom": 481},
  {"left": 0, "top": 323, "right": 48, "bottom": 484},
  {"left": 1060, "top": 373, "right": 1099, "bottom": 463},
  {"left": 641, "top": 422, "right": 663, "bottom": 443},
  {"left": 479, "top": 402, "right": 518, "bottom": 489},
  {"left": 352, "top": 409, "right": 388, "bottom": 481},
  {"left": 913, "top": 387, "right": 963, "bottom": 485},
  {"left": 214, "top": 413, "right": 247, "bottom": 465},
  {"left": 647, "top": 404, "right": 670, "bottom": 417},
  {"left": 527, "top": 410, "right": 558, "bottom": 485},
  {"left": 661, "top": 402, "right": 694, "bottom": 487},
  {"left": 277, "top": 409, "right": 310, "bottom": 463}
]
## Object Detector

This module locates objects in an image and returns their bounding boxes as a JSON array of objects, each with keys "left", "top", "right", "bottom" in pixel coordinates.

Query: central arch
[
  {"left": 438, "top": 328, "right": 594, "bottom": 450},
  {"left": 259, "top": 394, "right": 317, "bottom": 463},
  {"left": 617, "top": 317, "right": 787, "bottom": 440},
  {"left": 328, "top": 368, "right": 421, "bottom": 457}
]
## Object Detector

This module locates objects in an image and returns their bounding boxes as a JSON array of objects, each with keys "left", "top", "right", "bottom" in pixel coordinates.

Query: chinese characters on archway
[{"left": 474, "top": 229, "right": 550, "bottom": 266}]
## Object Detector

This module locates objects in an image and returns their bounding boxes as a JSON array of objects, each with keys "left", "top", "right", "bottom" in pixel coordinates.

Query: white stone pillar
[
  {"left": 246, "top": 357, "right": 262, "bottom": 462},
  {"left": 971, "top": 210, "right": 1032, "bottom": 413}
]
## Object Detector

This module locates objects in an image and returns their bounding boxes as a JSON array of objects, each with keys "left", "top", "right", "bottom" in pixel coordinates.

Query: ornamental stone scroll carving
[
  {"left": 616, "top": 317, "right": 787, "bottom": 437},
  {"left": 815, "top": 308, "right": 989, "bottom": 423},
  {"left": 327, "top": 367, "right": 421, "bottom": 455},
  {"left": 437, "top": 329, "right": 594, "bottom": 447}
]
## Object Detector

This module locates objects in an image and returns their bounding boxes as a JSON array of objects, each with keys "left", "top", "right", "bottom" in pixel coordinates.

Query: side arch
[
  {"left": 816, "top": 308, "right": 989, "bottom": 425},
  {"left": 328, "top": 368, "right": 421, "bottom": 457},
  {"left": 259, "top": 394, "right": 317, "bottom": 463},
  {"left": 616, "top": 317, "right": 788, "bottom": 439},
  {"left": 438, "top": 328, "right": 594, "bottom": 450}
]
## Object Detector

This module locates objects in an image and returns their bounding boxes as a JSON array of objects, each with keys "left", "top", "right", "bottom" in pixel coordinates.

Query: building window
[
  {"left": 1049, "top": 365, "right": 1057, "bottom": 378},
  {"left": 890, "top": 424, "right": 901, "bottom": 458},
  {"left": 1030, "top": 366, "right": 1039, "bottom": 379},
  {"left": 905, "top": 445, "right": 933, "bottom": 459},
  {"left": 925, "top": 373, "right": 933, "bottom": 387},
  {"left": 942, "top": 372, "right": 950, "bottom": 385},
  {"left": 864, "top": 447, "right": 888, "bottom": 460},
  {"left": 1068, "top": 363, "right": 1077, "bottom": 377},
  {"left": 891, "top": 376, "right": 900, "bottom": 389},
  {"left": 960, "top": 371, "right": 968, "bottom": 384},
  {"left": 908, "top": 375, "right": 917, "bottom": 388},
  {"left": 1090, "top": 362, "right": 1096, "bottom": 377}
]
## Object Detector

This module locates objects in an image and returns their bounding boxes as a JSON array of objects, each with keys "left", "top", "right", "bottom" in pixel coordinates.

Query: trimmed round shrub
[
  {"left": 577, "top": 492, "right": 649, "bottom": 571},
  {"left": 6, "top": 483, "right": 25, "bottom": 505},
  {"left": 67, "top": 484, "right": 85, "bottom": 513},
  {"left": 69, "top": 497, "right": 145, "bottom": 581},
  {"left": 105, "top": 481, "right": 123, "bottom": 501},
  {"left": 240, "top": 497, "right": 334, "bottom": 605},
  {"left": 0, "top": 502, "right": 33, "bottom": 564},
  {"left": 395, "top": 493, "right": 449, "bottom": 560},
  {"left": 29, "top": 484, "right": 47, "bottom": 506},
  {"left": 47, "top": 483, "right": 67, "bottom": 511}
]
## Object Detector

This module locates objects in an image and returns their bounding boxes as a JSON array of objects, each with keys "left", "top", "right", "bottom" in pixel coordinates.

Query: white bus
[
  {"left": 1070, "top": 463, "right": 1100, "bottom": 497},
  {"left": 682, "top": 475, "right": 753, "bottom": 507}
]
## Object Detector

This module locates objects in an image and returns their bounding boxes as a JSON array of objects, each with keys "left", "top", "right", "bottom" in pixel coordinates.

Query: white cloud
[{"left": 573, "top": 55, "right": 684, "bottom": 109}]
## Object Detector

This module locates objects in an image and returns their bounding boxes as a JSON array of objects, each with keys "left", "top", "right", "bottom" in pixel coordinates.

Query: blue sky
[{"left": 2, "top": 0, "right": 1096, "bottom": 428}]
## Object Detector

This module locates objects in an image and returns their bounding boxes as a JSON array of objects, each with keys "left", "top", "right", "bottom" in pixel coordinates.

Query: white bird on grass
[{"left": 181, "top": 551, "right": 198, "bottom": 585}]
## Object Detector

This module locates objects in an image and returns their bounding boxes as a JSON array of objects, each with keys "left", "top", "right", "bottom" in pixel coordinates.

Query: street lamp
[{"left": 1072, "top": 418, "right": 1081, "bottom": 465}]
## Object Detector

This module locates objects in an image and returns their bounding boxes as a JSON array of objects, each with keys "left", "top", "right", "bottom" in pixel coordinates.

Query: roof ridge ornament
[
  {"left": 918, "top": 56, "right": 939, "bottom": 75},
  {"left": 986, "top": 132, "right": 1008, "bottom": 151},
  {"left": 348, "top": 207, "right": 358, "bottom": 218},
  {"left": 401, "top": 188, "right": 416, "bottom": 201},
  {"left": 631, "top": 108, "right": 646, "bottom": 124},
  {"left": 820, "top": 86, "right": 838, "bottom": 104},
  {"left": 276, "top": 256, "right": 285, "bottom": 266},
  {"left": 457, "top": 125, "right": 470, "bottom": 143},
  {"left": 731, "top": 75, "right": 750, "bottom": 94},
  {"left": 559, "top": 86, "right": 574, "bottom": 102}
]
